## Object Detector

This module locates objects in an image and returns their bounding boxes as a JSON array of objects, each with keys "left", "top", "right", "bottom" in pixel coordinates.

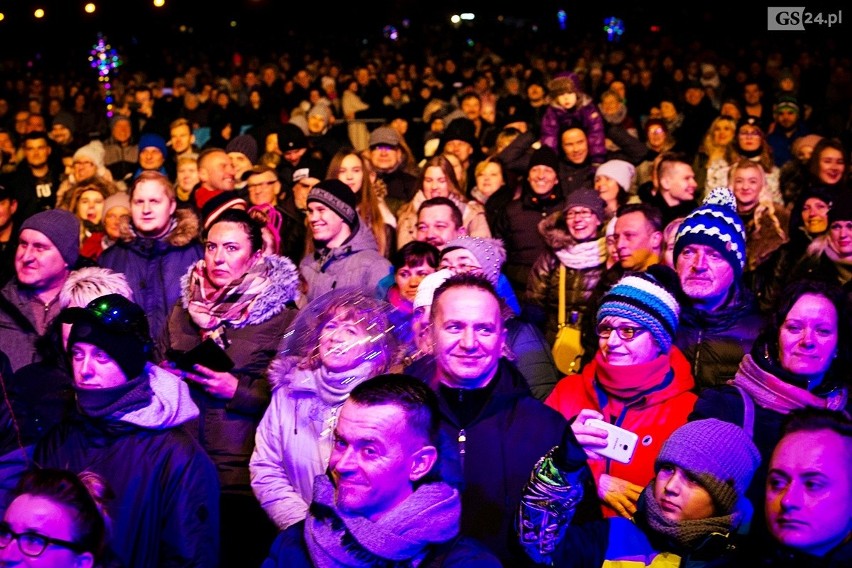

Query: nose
[
  {"left": 691, "top": 249, "right": 708, "bottom": 271},
  {"left": 334, "top": 446, "right": 357, "bottom": 473},
  {"left": 0, "top": 538, "right": 23, "bottom": 562},
  {"left": 605, "top": 331, "right": 623, "bottom": 348},
  {"left": 212, "top": 246, "right": 225, "bottom": 264},
  {"left": 798, "top": 326, "right": 816, "bottom": 348},
  {"left": 663, "top": 471, "right": 682, "bottom": 495},
  {"left": 779, "top": 481, "right": 801, "bottom": 511},
  {"left": 17, "top": 244, "right": 34, "bottom": 262},
  {"left": 459, "top": 326, "right": 476, "bottom": 350}
]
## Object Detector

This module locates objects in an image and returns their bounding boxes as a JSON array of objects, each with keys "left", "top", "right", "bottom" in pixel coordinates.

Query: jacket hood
[
  {"left": 118, "top": 364, "right": 199, "bottom": 429},
  {"left": 538, "top": 209, "right": 584, "bottom": 249},
  {"left": 119, "top": 207, "right": 200, "bottom": 247},
  {"left": 179, "top": 254, "right": 301, "bottom": 327}
]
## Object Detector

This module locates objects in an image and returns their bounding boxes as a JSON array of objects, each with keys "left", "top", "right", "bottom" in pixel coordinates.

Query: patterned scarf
[
  {"left": 305, "top": 474, "right": 460, "bottom": 568},
  {"left": 555, "top": 237, "right": 607, "bottom": 270},
  {"left": 635, "top": 485, "right": 735, "bottom": 552},
  {"left": 186, "top": 254, "right": 268, "bottom": 341},
  {"left": 730, "top": 353, "right": 848, "bottom": 414}
]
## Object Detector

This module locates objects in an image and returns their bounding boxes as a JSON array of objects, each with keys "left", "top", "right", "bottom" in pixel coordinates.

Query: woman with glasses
[
  {"left": 734, "top": 116, "right": 783, "bottom": 206},
  {"left": 525, "top": 189, "right": 609, "bottom": 355},
  {"left": 545, "top": 266, "right": 697, "bottom": 519},
  {"left": 0, "top": 468, "right": 112, "bottom": 567}
]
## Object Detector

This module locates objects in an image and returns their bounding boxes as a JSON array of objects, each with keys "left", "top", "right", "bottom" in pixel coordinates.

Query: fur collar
[{"left": 118, "top": 207, "right": 200, "bottom": 247}]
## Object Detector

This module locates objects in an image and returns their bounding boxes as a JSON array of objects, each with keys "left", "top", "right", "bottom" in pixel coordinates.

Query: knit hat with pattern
[
  {"left": 673, "top": 187, "right": 747, "bottom": 278},
  {"left": 307, "top": 179, "right": 359, "bottom": 230},
  {"left": 656, "top": 419, "right": 760, "bottom": 515},
  {"left": 596, "top": 264, "right": 681, "bottom": 353},
  {"left": 441, "top": 236, "right": 507, "bottom": 287}
]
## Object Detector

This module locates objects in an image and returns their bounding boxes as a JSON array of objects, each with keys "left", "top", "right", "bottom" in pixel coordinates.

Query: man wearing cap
[
  {"left": 134, "top": 132, "right": 170, "bottom": 179},
  {"left": 493, "top": 146, "right": 565, "bottom": 298},
  {"left": 439, "top": 117, "right": 483, "bottom": 195},
  {"left": 34, "top": 294, "right": 220, "bottom": 568},
  {"left": 767, "top": 94, "right": 810, "bottom": 168},
  {"left": 243, "top": 164, "right": 307, "bottom": 264},
  {"left": 673, "top": 187, "right": 767, "bottom": 391},
  {"left": 300, "top": 179, "right": 392, "bottom": 302},
  {"left": 225, "top": 133, "right": 258, "bottom": 190},
  {"left": 0, "top": 209, "right": 80, "bottom": 372},
  {"left": 192, "top": 147, "right": 238, "bottom": 214},
  {"left": 48, "top": 111, "right": 77, "bottom": 153},
  {"left": 368, "top": 126, "right": 418, "bottom": 214}
]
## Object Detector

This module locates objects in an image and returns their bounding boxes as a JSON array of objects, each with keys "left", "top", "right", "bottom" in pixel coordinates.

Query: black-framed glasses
[
  {"left": 597, "top": 324, "right": 647, "bottom": 341},
  {"left": 566, "top": 209, "right": 594, "bottom": 220},
  {"left": 0, "top": 522, "right": 83, "bottom": 557}
]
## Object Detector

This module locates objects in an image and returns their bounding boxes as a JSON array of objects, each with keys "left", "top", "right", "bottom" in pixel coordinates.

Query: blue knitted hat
[
  {"left": 597, "top": 265, "right": 681, "bottom": 353},
  {"left": 673, "top": 187, "right": 747, "bottom": 278}
]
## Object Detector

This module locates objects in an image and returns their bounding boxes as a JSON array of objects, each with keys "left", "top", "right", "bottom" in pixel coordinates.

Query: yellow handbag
[{"left": 551, "top": 265, "right": 584, "bottom": 375}]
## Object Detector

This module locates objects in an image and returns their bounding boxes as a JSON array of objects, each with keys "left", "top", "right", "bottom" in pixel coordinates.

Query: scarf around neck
[
  {"left": 555, "top": 237, "right": 607, "bottom": 269},
  {"left": 75, "top": 374, "right": 153, "bottom": 419},
  {"left": 730, "top": 353, "right": 847, "bottom": 414},
  {"left": 595, "top": 351, "right": 671, "bottom": 399},
  {"left": 303, "top": 360, "right": 378, "bottom": 406},
  {"left": 305, "top": 474, "right": 460, "bottom": 568},
  {"left": 186, "top": 254, "right": 268, "bottom": 334},
  {"left": 635, "top": 485, "right": 735, "bottom": 552}
]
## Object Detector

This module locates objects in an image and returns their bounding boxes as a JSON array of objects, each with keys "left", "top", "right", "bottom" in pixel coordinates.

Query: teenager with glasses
[
  {"left": 0, "top": 468, "right": 111, "bottom": 567},
  {"left": 545, "top": 266, "right": 698, "bottom": 519}
]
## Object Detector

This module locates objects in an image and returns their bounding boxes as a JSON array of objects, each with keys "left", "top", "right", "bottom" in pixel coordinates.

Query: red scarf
[{"left": 594, "top": 351, "right": 671, "bottom": 399}]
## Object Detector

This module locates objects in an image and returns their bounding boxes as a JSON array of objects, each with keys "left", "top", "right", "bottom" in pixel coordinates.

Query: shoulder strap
[
  {"left": 734, "top": 385, "right": 755, "bottom": 439},
  {"left": 557, "top": 264, "right": 566, "bottom": 327}
]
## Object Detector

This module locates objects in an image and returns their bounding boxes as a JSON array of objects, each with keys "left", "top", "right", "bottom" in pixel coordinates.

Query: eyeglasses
[
  {"left": 247, "top": 179, "right": 277, "bottom": 190},
  {"left": 566, "top": 209, "right": 594, "bottom": 220},
  {"left": 597, "top": 324, "right": 647, "bottom": 341},
  {"left": 738, "top": 130, "right": 762, "bottom": 138},
  {"left": 0, "top": 522, "right": 83, "bottom": 557}
]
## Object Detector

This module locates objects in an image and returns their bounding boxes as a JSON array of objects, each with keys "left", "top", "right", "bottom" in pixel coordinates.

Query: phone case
[
  {"left": 586, "top": 419, "right": 639, "bottom": 464},
  {"left": 168, "top": 338, "right": 235, "bottom": 373}
]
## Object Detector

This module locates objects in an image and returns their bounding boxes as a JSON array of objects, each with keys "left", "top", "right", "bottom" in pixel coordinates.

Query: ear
[
  {"left": 650, "top": 231, "right": 663, "bottom": 249},
  {"left": 409, "top": 445, "right": 438, "bottom": 482},
  {"left": 75, "top": 551, "right": 95, "bottom": 568},
  {"left": 457, "top": 226, "right": 467, "bottom": 237}
]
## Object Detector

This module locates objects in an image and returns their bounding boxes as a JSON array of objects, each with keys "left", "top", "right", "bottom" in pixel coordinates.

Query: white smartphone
[{"left": 585, "top": 419, "right": 639, "bottom": 464}]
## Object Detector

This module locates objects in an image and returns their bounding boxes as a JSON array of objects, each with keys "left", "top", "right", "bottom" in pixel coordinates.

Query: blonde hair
[
  {"left": 730, "top": 159, "right": 786, "bottom": 241},
  {"left": 59, "top": 267, "right": 134, "bottom": 309}
]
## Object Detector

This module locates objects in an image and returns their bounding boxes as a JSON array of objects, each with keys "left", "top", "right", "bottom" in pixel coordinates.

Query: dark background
[{"left": 0, "top": 2, "right": 846, "bottom": 77}]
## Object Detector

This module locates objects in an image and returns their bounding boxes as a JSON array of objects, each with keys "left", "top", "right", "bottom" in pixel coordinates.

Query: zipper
[{"left": 458, "top": 428, "right": 466, "bottom": 471}]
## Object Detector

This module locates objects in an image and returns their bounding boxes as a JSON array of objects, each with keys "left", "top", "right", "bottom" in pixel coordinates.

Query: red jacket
[{"left": 545, "top": 346, "right": 697, "bottom": 517}]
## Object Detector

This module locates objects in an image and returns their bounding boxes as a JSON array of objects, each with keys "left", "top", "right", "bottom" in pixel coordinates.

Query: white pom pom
[{"left": 704, "top": 187, "right": 736, "bottom": 209}]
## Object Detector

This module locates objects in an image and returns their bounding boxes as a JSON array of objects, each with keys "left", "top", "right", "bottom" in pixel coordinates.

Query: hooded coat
[
  {"left": 158, "top": 254, "right": 300, "bottom": 495},
  {"left": 33, "top": 365, "right": 220, "bottom": 568},
  {"left": 99, "top": 208, "right": 203, "bottom": 340}
]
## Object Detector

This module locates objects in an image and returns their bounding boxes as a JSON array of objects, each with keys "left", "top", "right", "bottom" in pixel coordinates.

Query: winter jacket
[
  {"left": 299, "top": 222, "right": 392, "bottom": 302},
  {"left": 158, "top": 254, "right": 300, "bottom": 495},
  {"left": 756, "top": 539, "right": 852, "bottom": 568},
  {"left": 525, "top": 209, "right": 607, "bottom": 346},
  {"left": 99, "top": 208, "right": 203, "bottom": 341},
  {"left": 546, "top": 347, "right": 697, "bottom": 517},
  {"left": 494, "top": 184, "right": 565, "bottom": 296},
  {"left": 0, "top": 279, "right": 62, "bottom": 372},
  {"left": 249, "top": 360, "right": 345, "bottom": 531},
  {"left": 436, "top": 358, "right": 568, "bottom": 565},
  {"left": 396, "top": 190, "right": 491, "bottom": 249},
  {"left": 33, "top": 365, "right": 220, "bottom": 568},
  {"left": 519, "top": 447, "right": 746, "bottom": 568},
  {"left": 674, "top": 286, "right": 767, "bottom": 391}
]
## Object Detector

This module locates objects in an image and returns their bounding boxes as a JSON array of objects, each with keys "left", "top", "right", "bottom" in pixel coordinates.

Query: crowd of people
[{"left": 0, "top": 22, "right": 849, "bottom": 568}]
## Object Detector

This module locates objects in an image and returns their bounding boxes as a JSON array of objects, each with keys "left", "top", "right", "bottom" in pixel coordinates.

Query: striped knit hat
[
  {"left": 597, "top": 264, "right": 681, "bottom": 353},
  {"left": 673, "top": 187, "right": 747, "bottom": 278}
]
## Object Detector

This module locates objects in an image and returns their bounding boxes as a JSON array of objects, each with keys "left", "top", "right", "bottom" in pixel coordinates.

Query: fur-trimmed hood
[
  {"left": 179, "top": 253, "right": 301, "bottom": 328},
  {"left": 119, "top": 207, "right": 200, "bottom": 248},
  {"left": 538, "top": 209, "right": 587, "bottom": 250}
]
